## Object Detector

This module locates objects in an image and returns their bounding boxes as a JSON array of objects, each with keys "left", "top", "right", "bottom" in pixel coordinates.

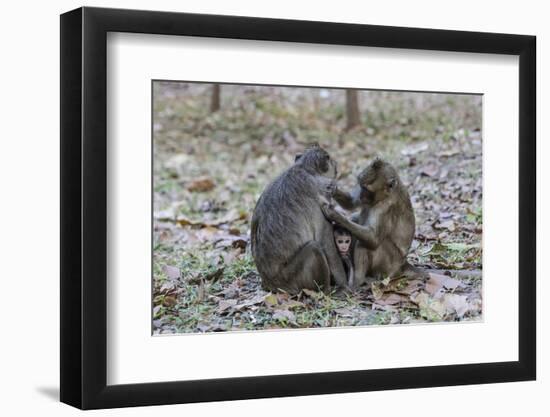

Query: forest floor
[{"left": 152, "top": 82, "right": 483, "bottom": 334}]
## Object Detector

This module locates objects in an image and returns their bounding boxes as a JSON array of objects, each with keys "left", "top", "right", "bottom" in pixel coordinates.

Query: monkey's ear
[
  {"left": 387, "top": 178, "right": 397, "bottom": 189},
  {"left": 294, "top": 153, "right": 303, "bottom": 162}
]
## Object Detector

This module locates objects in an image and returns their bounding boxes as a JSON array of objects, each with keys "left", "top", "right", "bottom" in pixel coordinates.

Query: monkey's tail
[{"left": 400, "top": 261, "right": 430, "bottom": 281}]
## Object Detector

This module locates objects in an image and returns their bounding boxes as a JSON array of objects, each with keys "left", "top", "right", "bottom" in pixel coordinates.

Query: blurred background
[{"left": 152, "top": 81, "right": 482, "bottom": 334}]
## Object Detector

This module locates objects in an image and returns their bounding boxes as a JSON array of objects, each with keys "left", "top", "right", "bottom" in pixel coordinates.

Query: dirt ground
[{"left": 152, "top": 82, "right": 483, "bottom": 334}]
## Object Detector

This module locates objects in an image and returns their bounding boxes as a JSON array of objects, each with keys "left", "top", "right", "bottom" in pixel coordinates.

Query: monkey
[
  {"left": 333, "top": 225, "right": 354, "bottom": 288},
  {"left": 251, "top": 144, "right": 349, "bottom": 294},
  {"left": 321, "top": 157, "right": 422, "bottom": 288}
]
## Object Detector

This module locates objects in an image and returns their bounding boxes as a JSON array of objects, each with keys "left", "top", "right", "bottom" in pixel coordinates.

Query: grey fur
[{"left": 251, "top": 145, "right": 348, "bottom": 293}]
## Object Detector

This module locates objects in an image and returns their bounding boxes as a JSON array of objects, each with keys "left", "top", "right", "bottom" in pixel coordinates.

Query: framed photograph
[{"left": 60, "top": 6, "right": 536, "bottom": 410}]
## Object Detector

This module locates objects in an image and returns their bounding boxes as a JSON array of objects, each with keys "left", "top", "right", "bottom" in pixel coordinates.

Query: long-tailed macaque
[
  {"left": 322, "top": 157, "right": 421, "bottom": 288},
  {"left": 251, "top": 144, "right": 349, "bottom": 294},
  {"left": 333, "top": 226, "right": 354, "bottom": 287}
]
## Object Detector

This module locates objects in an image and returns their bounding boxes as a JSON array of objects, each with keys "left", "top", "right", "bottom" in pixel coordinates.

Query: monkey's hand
[
  {"left": 318, "top": 194, "right": 331, "bottom": 207},
  {"left": 325, "top": 180, "right": 337, "bottom": 197},
  {"left": 320, "top": 201, "right": 348, "bottom": 225}
]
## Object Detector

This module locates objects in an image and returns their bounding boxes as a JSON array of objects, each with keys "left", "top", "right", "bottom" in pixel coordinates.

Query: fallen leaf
[
  {"left": 272, "top": 309, "right": 296, "bottom": 323},
  {"left": 401, "top": 142, "right": 428, "bottom": 156},
  {"left": 393, "top": 278, "right": 425, "bottom": 295},
  {"left": 162, "top": 295, "right": 177, "bottom": 307},
  {"left": 468, "top": 296, "right": 483, "bottom": 316},
  {"left": 174, "top": 209, "right": 246, "bottom": 228},
  {"left": 217, "top": 285, "right": 238, "bottom": 299},
  {"left": 425, "top": 273, "right": 466, "bottom": 296},
  {"left": 280, "top": 300, "right": 305, "bottom": 310},
  {"left": 215, "top": 235, "right": 248, "bottom": 249},
  {"left": 209, "top": 209, "right": 247, "bottom": 226},
  {"left": 411, "top": 292, "right": 446, "bottom": 321},
  {"left": 163, "top": 265, "right": 181, "bottom": 280},
  {"left": 188, "top": 268, "right": 224, "bottom": 285},
  {"left": 334, "top": 307, "right": 354, "bottom": 317},
  {"left": 420, "top": 164, "right": 439, "bottom": 177},
  {"left": 195, "top": 226, "right": 220, "bottom": 241},
  {"left": 370, "top": 276, "right": 418, "bottom": 298},
  {"left": 234, "top": 294, "right": 266, "bottom": 309},
  {"left": 204, "top": 268, "right": 224, "bottom": 282},
  {"left": 159, "top": 280, "right": 177, "bottom": 294},
  {"left": 302, "top": 288, "right": 322, "bottom": 299},
  {"left": 154, "top": 209, "right": 176, "bottom": 222},
  {"left": 217, "top": 299, "right": 237, "bottom": 313},
  {"left": 196, "top": 324, "right": 211, "bottom": 332},
  {"left": 445, "top": 242, "right": 480, "bottom": 252},
  {"left": 374, "top": 292, "right": 409, "bottom": 306},
  {"left": 264, "top": 294, "right": 278, "bottom": 307},
  {"left": 175, "top": 216, "right": 195, "bottom": 227},
  {"left": 433, "top": 219, "right": 456, "bottom": 232},
  {"left": 187, "top": 176, "right": 216, "bottom": 192},
  {"left": 220, "top": 249, "right": 241, "bottom": 265},
  {"left": 164, "top": 153, "right": 190, "bottom": 170},
  {"left": 437, "top": 149, "right": 460, "bottom": 158},
  {"left": 276, "top": 293, "right": 290, "bottom": 303},
  {"left": 443, "top": 294, "right": 470, "bottom": 318},
  {"left": 371, "top": 281, "right": 385, "bottom": 300}
]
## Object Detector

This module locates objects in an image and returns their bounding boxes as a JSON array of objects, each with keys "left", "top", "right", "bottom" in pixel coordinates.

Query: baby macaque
[{"left": 333, "top": 225, "right": 354, "bottom": 287}]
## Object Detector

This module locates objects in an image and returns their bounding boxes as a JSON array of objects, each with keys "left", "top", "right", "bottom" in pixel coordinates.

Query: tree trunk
[
  {"left": 345, "top": 89, "right": 360, "bottom": 130},
  {"left": 210, "top": 84, "right": 221, "bottom": 112}
]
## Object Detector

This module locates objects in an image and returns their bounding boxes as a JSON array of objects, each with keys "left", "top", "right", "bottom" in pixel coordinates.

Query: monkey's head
[
  {"left": 333, "top": 226, "right": 352, "bottom": 256},
  {"left": 294, "top": 143, "right": 337, "bottom": 179},
  {"left": 357, "top": 157, "right": 399, "bottom": 204}
]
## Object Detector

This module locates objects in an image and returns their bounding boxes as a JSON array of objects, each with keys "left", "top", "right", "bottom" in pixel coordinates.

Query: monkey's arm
[
  {"left": 332, "top": 186, "right": 360, "bottom": 210},
  {"left": 321, "top": 204, "right": 386, "bottom": 250},
  {"left": 343, "top": 256, "right": 354, "bottom": 287}
]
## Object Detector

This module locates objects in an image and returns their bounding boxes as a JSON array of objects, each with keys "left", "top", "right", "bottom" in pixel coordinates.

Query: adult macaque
[
  {"left": 333, "top": 226, "right": 354, "bottom": 287},
  {"left": 322, "top": 157, "right": 420, "bottom": 287},
  {"left": 251, "top": 144, "right": 349, "bottom": 294}
]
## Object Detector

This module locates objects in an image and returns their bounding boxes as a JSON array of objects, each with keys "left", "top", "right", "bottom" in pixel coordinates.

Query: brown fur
[{"left": 322, "top": 158, "right": 421, "bottom": 288}]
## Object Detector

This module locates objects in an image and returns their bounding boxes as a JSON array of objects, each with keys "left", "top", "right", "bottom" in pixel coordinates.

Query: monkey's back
[
  {"left": 367, "top": 184, "right": 416, "bottom": 277},
  {"left": 251, "top": 165, "right": 326, "bottom": 286},
  {"left": 393, "top": 186, "right": 416, "bottom": 250}
]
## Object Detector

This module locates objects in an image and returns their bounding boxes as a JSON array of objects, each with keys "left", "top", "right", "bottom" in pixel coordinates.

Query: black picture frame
[{"left": 60, "top": 6, "right": 536, "bottom": 410}]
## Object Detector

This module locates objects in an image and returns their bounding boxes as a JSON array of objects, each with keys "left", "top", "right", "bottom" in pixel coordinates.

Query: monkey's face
[
  {"left": 295, "top": 145, "right": 338, "bottom": 179},
  {"left": 357, "top": 158, "right": 398, "bottom": 204},
  {"left": 334, "top": 232, "right": 351, "bottom": 255},
  {"left": 324, "top": 156, "right": 338, "bottom": 179}
]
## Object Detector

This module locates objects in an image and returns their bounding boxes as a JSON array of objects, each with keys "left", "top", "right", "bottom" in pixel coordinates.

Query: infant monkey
[
  {"left": 333, "top": 225, "right": 354, "bottom": 287},
  {"left": 321, "top": 180, "right": 354, "bottom": 288}
]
